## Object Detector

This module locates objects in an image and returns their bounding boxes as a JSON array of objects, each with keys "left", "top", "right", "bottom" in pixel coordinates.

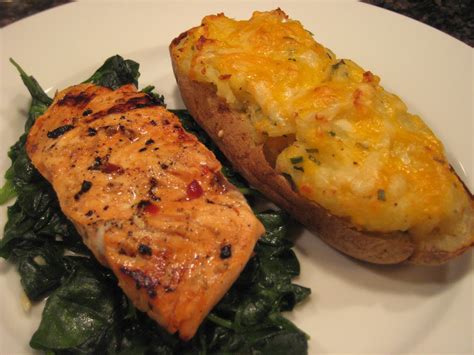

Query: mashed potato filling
[{"left": 175, "top": 9, "right": 470, "bottom": 237}]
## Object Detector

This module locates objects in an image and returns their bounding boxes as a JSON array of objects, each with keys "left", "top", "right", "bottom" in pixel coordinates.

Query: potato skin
[{"left": 170, "top": 41, "right": 473, "bottom": 265}]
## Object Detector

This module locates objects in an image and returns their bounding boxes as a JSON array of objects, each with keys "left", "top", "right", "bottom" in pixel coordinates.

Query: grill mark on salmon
[
  {"left": 85, "top": 95, "right": 157, "bottom": 123},
  {"left": 58, "top": 91, "right": 95, "bottom": 107},
  {"left": 47, "top": 124, "right": 75, "bottom": 138},
  {"left": 119, "top": 266, "right": 160, "bottom": 294}
]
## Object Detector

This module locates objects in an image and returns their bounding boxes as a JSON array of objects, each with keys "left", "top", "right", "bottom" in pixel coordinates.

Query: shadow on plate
[{"left": 291, "top": 221, "right": 472, "bottom": 295}]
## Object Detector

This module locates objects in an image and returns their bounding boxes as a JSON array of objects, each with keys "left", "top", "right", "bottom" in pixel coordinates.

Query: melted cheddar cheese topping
[{"left": 174, "top": 10, "right": 470, "bottom": 237}]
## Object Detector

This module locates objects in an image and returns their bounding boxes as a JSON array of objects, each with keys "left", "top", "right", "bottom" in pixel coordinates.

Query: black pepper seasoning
[
  {"left": 138, "top": 244, "right": 153, "bottom": 256},
  {"left": 74, "top": 180, "right": 92, "bottom": 200},
  {"left": 220, "top": 244, "right": 232, "bottom": 259},
  {"left": 87, "top": 127, "right": 97, "bottom": 136},
  {"left": 147, "top": 289, "right": 157, "bottom": 298},
  {"left": 82, "top": 109, "right": 93, "bottom": 116}
]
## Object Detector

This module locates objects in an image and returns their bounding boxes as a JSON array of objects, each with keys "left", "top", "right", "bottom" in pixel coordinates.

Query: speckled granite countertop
[
  {"left": 363, "top": 0, "right": 472, "bottom": 46},
  {"left": 0, "top": 0, "right": 472, "bottom": 46}
]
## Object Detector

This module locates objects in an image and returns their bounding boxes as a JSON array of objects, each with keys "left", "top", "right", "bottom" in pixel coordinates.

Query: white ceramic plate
[{"left": 1, "top": 1, "right": 472, "bottom": 354}]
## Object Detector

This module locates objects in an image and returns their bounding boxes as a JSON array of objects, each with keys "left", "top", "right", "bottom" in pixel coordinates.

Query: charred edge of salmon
[
  {"left": 57, "top": 91, "right": 96, "bottom": 108},
  {"left": 119, "top": 266, "right": 159, "bottom": 298},
  {"left": 210, "top": 172, "right": 230, "bottom": 193},
  {"left": 85, "top": 95, "right": 162, "bottom": 123}
]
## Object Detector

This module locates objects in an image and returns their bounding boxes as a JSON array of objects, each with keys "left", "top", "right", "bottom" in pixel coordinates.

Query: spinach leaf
[
  {"left": 9, "top": 59, "right": 53, "bottom": 109},
  {"left": 0, "top": 60, "right": 52, "bottom": 203},
  {"left": 84, "top": 55, "right": 140, "bottom": 90},
  {"left": 0, "top": 202, "right": 37, "bottom": 258},
  {"left": 0, "top": 176, "right": 84, "bottom": 259},
  {"left": 13, "top": 244, "right": 66, "bottom": 301},
  {"left": 9, "top": 58, "right": 52, "bottom": 132},
  {"left": 141, "top": 85, "right": 166, "bottom": 107},
  {"left": 30, "top": 260, "right": 121, "bottom": 352},
  {"left": 0, "top": 179, "right": 16, "bottom": 204}
]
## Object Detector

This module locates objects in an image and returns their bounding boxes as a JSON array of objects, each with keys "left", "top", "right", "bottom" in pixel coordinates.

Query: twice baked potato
[{"left": 170, "top": 9, "right": 474, "bottom": 264}]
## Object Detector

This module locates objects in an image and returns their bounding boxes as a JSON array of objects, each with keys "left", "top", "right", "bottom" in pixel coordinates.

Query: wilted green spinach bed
[{"left": 0, "top": 56, "right": 310, "bottom": 354}]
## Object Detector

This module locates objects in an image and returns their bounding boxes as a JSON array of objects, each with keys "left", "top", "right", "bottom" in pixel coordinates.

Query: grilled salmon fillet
[{"left": 26, "top": 83, "right": 264, "bottom": 340}]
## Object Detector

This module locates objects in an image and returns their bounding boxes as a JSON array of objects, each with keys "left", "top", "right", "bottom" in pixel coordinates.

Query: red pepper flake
[
  {"left": 219, "top": 74, "right": 232, "bottom": 80},
  {"left": 211, "top": 173, "right": 228, "bottom": 194},
  {"left": 144, "top": 203, "right": 160, "bottom": 215},
  {"left": 174, "top": 126, "right": 187, "bottom": 140},
  {"left": 363, "top": 71, "right": 374, "bottom": 83},
  {"left": 186, "top": 180, "right": 203, "bottom": 200},
  {"left": 196, "top": 35, "right": 207, "bottom": 50},
  {"left": 353, "top": 89, "right": 363, "bottom": 107},
  {"left": 201, "top": 165, "right": 212, "bottom": 176},
  {"left": 300, "top": 185, "right": 313, "bottom": 195},
  {"left": 172, "top": 124, "right": 192, "bottom": 142},
  {"left": 137, "top": 200, "right": 160, "bottom": 215},
  {"left": 102, "top": 163, "right": 124, "bottom": 174}
]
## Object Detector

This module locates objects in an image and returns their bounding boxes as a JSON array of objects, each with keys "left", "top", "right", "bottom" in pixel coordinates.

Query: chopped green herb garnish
[
  {"left": 290, "top": 156, "right": 304, "bottom": 164},
  {"left": 308, "top": 156, "right": 321, "bottom": 165},
  {"left": 377, "top": 189, "right": 386, "bottom": 201},
  {"left": 329, "top": 131, "right": 336, "bottom": 137},
  {"left": 355, "top": 142, "right": 369, "bottom": 150}
]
